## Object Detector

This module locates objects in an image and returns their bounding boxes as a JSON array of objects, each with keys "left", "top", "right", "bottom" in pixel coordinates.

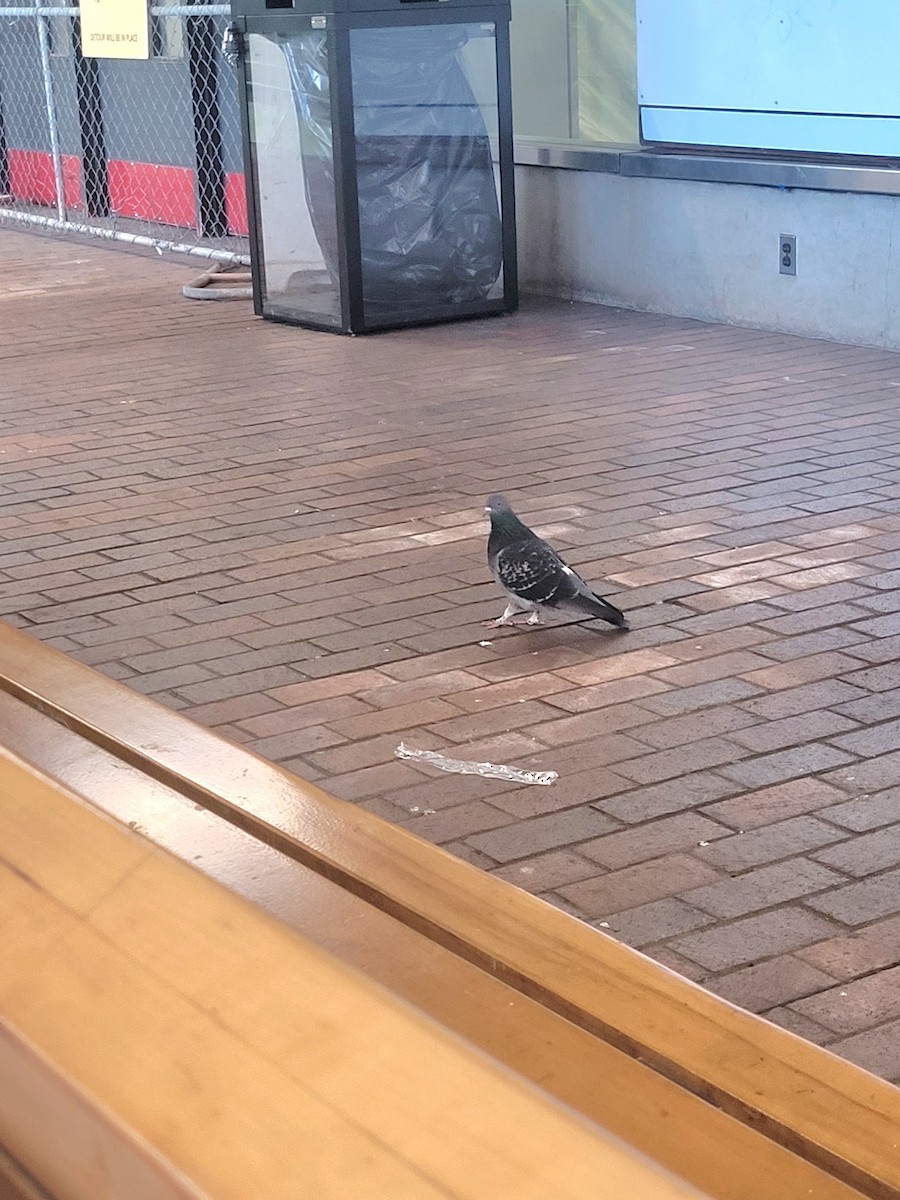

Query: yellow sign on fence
[{"left": 80, "top": 0, "right": 150, "bottom": 59}]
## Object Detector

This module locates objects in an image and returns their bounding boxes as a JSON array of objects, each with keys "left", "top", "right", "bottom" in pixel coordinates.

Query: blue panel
[
  {"left": 636, "top": 0, "right": 900, "bottom": 156},
  {"left": 641, "top": 108, "right": 900, "bottom": 158}
]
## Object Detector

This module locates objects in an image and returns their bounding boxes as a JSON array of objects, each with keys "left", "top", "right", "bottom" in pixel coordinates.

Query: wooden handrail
[
  {"left": 0, "top": 1146, "right": 55, "bottom": 1200},
  {"left": 1, "top": 621, "right": 897, "bottom": 1198},
  {"left": 0, "top": 747, "right": 706, "bottom": 1200},
  {"left": 0, "top": 690, "right": 867, "bottom": 1200}
]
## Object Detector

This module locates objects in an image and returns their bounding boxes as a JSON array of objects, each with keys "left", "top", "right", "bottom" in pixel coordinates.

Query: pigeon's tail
[{"left": 569, "top": 591, "right": 629, "bottom": 630}]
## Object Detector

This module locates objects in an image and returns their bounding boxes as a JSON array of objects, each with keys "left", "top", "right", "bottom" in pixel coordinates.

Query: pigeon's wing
[{"left": 495, "top": 540, "right": 580, "bottom": 607}]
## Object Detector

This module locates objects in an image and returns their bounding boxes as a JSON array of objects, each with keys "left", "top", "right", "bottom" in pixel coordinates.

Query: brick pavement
[{"left": 4, "top": 227, "right": 900, "bottom": 1082}]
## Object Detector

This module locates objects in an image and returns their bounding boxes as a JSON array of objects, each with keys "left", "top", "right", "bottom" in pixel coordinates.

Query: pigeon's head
[{"left": 485, "top": 494, "right": 513, "bottom": 517}]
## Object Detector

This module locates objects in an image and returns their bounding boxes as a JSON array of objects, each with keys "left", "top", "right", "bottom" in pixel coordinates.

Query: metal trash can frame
[{"left": 229, "top": 0, "right": 517, "bottom": 333}]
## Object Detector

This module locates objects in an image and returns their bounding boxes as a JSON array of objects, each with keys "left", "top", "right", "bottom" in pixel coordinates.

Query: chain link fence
[{"left": 0, "top": 1, "right": 249, "bottom": 262}]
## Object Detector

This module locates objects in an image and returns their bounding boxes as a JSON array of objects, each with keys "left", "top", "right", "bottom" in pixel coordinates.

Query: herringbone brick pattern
[{"left": 4, "top": 228, "right": 900, "bottom": 1081}]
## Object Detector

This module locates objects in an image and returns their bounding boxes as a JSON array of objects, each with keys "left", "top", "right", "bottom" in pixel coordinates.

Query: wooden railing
[{"left": 0, "top": 621, "right": 897, "bottom": 1200}]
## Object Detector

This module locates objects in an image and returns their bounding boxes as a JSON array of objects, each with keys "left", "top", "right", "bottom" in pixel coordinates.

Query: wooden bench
[{"left": 1, "top": 620, "right": 897, "bottom": 1200}]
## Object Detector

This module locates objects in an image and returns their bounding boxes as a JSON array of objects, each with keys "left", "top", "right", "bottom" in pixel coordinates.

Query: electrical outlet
[{"left": 779, "top": 234, "right": 796, "bottom": 276}]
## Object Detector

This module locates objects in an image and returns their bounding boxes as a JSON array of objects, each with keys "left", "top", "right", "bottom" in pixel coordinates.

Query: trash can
[{"left": 228, "top": 0, "right": 517, "bottom": 333}]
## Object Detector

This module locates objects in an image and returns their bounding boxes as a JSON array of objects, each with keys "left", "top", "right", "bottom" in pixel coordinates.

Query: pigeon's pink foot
[{"left": 483, "top": 606, "right": 533, "bottom": 628}]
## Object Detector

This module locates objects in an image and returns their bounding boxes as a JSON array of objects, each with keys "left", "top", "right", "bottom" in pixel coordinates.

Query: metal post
[
  {"left": 185, "top": 1, "right": 228, "bottom": 238},
  {"left": 34, "top": 0, "right": 66, "bottom": 221},
  {"left": 0, "top": 80, "right": 10, "bottom": 196},
  {"left": 72, "top": 12, "right": 111, "bottom": 217},
  {"left": 329, "top": 16, "right": 364, "bottom": 332},
  {"left": 495, "top": 11, "right": 518, "bottom": 312},
  {"left": 230, "top": 18, "right": 266, "bottom": 316}
]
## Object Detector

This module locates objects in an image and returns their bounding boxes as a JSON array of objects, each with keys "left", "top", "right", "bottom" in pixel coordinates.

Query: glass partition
[
  {"left": 350, "top": 22, "right": 504, "bottom": 324},
  {"left": 244, "top": 26, "right": 342, "bottom": 326},
  {"left": 510, "top": 0, "right": 638, "bottom": 147}
]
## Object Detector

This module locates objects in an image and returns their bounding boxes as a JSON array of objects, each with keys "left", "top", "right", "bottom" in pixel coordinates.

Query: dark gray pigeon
[{"left": 485, "top": 494, "right": 628, "bottom": 630}]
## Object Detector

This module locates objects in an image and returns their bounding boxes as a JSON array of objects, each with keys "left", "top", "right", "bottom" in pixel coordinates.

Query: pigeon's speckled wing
[
  {"left": 486, "top": 496, "right": 629, "bottom": 629},
  {"left": 495, "top": 541, "right": 578, "bottom": 607}
]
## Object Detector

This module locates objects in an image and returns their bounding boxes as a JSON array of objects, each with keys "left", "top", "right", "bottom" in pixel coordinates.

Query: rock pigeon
[{"left": 485, "top": 494, "right": 628, "bottom": 630}]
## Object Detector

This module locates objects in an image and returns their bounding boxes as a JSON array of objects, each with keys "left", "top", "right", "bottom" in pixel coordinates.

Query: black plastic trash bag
[{"left": 283, "top": 25, "right": 502, "bottom": 314}]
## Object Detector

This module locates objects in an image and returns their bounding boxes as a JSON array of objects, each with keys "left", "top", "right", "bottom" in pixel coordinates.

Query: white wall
[
  {"left": 515, "top": 165, "right": 900, "bottom": 351},
  {"left": 510, "top": 0, "right": 571, "bottom": 140}
]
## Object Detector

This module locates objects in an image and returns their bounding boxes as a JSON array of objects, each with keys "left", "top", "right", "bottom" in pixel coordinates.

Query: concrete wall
[{"left": 516, "top": 164, "right": 900, "bottom": 351}]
